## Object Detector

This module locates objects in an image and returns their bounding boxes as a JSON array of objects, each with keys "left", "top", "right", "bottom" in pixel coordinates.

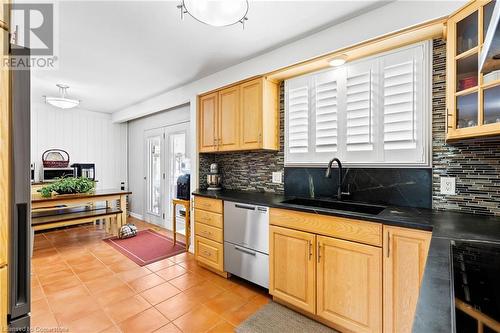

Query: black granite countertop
[
  {"left": 193, "top": 189, "right": 434, "bottom": 231},
  {"left": 193, "top": 189, "right": 500, "bottom": 333}
]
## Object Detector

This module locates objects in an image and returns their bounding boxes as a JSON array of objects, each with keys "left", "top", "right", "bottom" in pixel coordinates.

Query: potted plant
[{"left": 39, "top": 177, "right": 95, "bottom": 197}]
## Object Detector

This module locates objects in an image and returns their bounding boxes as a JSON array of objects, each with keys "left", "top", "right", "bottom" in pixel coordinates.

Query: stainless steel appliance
[
  {"left": 9, "top": 44, "right": 31, "bottom": 330},
  {"left": 207, "top": 163, "right": 221, "bottom": 191},
  {"left": 41, "top": 167, "right": 75, "bottom": 182},
  {"left": 224, "top": 201, "right": 269, "bottom": 288},
  {"left": 71, "top": 163, "right": 95, "bottom": 180},
  {"left": 480, "top": 0, "right": 500, "bottom": 73}
]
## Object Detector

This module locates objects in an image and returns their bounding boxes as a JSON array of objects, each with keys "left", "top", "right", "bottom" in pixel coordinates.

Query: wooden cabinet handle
[
  {"left": 317, "top": 242, "right": 321, "bottom": 263},
  {"left": 308, "top": 240, "right": 312, "bottom": 260},
  {"left": 386, "top": 232, "right": 391, "bottom": 258}
]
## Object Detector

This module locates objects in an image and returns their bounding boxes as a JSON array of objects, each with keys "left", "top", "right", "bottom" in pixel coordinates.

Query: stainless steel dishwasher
[{"left": 224, "top": 201, "right": 269, "bottom": 288}]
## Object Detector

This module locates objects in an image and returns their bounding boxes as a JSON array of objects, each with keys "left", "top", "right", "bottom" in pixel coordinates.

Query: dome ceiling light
[
  {"left": 177, "top": 0, "right": 249, "bottom": 28},
  {"left": 44, "top": 84, "right": 80, "bottom": 109},
  {"left": 328, "top": 54, "right": 348, "bottom": 67}
]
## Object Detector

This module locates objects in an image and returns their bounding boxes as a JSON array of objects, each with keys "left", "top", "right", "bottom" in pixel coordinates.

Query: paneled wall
[{"left": 31, "top": 102, "right": 127, "bottom": 189}]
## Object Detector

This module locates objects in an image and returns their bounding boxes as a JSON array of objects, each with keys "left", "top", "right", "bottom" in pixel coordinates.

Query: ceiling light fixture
[
  {"left": 44, "top": 84, "right": 80, "bottom": 109},
  {"left": 329, "top": 55, "right": 348, "bottom": 67},
  {"left": 177, "top": 0, "right": 249, "bottom": 28}
]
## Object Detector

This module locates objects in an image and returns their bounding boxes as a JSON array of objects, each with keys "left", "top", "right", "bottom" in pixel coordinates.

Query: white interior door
[{"left": 144, "top": 128, "right": 165, "bottom": 226}]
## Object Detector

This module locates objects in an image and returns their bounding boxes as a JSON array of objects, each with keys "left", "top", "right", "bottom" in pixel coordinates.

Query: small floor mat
[
  {"left": 104, "top": 229, "right": 185, "bottom": 266},
  {"left": 236, "top": 302, "right": 339, "bottom": 333}
]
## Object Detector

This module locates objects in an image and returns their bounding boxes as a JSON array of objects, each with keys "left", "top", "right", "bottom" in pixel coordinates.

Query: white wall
[
  {"left": 111, "top": 0, "right": 466, "bottom": 124},
  {"left": 31, "top": 102, "right": 127, "bottom": 189},
  {"left": 127, "top": 104, "right": 190, "bottom": 220}
]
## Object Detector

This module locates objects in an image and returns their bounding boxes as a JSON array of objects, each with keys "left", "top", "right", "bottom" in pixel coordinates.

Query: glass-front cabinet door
[{"left": 447, "top": 0, "right": 500, "bottom": 140}]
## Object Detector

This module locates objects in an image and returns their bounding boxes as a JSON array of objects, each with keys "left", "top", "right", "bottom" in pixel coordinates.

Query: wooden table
[
  {"left": 32, "top": 189, "right": 131, "bottom": 229},
  {"left": 172, "top": 198, "right": 190, "bottom": 251}
]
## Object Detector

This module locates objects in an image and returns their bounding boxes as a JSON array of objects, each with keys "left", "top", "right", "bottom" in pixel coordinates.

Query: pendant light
[
  {"left": 178, "top": 0, "right": 249, "bottom": 28},
  {"left": 44, "top": 84, "right": 80, "bottom": 109}
]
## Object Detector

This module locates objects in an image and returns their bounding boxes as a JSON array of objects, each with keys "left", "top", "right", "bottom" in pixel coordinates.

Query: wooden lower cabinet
[
  {"left": 269, "top": 226, "right": 316, "bottom": 314},
  {"left": 195, "top": 235, "right": 224, "bottom": 272},
  {"left": 1, "top": 265, "right": 7, "bottom": 332},
  {"left": 193, "top": 197, "right": 226, "bottom": 276},
  {"left": 383, "top": 226, "right": 431, "bottom": 333},
  {"left": 270, "top": 220, "right": 429, "bottom": 333},
  {"left": 317, "top": 236, "right": 382, "bottom": 333}
]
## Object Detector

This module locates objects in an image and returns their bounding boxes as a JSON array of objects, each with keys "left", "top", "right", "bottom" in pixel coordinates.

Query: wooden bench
[{"left": 32, "top": 206, "right": 123, "bottom": 235}]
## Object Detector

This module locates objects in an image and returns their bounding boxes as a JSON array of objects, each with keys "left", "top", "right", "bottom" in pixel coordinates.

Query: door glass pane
[
  {"left": 147, "top": 136, "right": 161, "bottom": 215},
  {"left": 483, "top": 1, "right": 496, "bottom": 42},
  {"left": 456, "top": 54, "right": 478, "bottom": 91},
  {"left": 168, "top": 131, "right": 190, "bottom": 233},
  {"left": 457, "top": 92, "right": 478, "bottom": 128},
  {"left": 483, "top": 85, "right": 500, "bottom": 125},
  {"left": 456, "top": 11, "right": 478, "bottom": 55}
]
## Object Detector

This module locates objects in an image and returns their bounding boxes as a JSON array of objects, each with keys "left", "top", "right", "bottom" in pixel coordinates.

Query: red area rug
[{"left": 104, "top": 229, "right": 186, "bottom": 266}]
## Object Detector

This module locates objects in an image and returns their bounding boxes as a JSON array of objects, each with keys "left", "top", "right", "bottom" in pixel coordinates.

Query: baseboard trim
[{"left": 129, "top": 211, "right": 144, "bottom": 220}]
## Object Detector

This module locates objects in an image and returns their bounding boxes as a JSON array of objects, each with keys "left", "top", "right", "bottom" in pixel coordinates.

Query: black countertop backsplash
[{"left": 285, "top": 167, "right": 432, "bottom": 209}]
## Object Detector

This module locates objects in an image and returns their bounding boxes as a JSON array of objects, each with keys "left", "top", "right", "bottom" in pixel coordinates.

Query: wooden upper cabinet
[
  {"left": 269, "top": 225, "right": 316, "bottom": 314},
  {"left": 218, "top": 86, "right": 240, "bottom": 151},
  {"left": 317, "top": 236, "right": 382, "bottom": 333},
  {"left": 240, "top": 78, "right": 263, "bottom": 150},
  {"left": 383, "top": 226, "right": 431, "bottom": 333},
  {"left": 198, "top": 92, "right": 218, "bottom": 152},
  {"left": 197, "top": 76, "right": 279, "bottom": 153},
  {"left": 446, "top": 0, "right": 500, "bottom": 140}
]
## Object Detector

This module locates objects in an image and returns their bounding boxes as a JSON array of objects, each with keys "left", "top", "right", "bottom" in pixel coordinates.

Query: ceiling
[{"left": 31, "top": 0, "right": 389, "bottom": 113}]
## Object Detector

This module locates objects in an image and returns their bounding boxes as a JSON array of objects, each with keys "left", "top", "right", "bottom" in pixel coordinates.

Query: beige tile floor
[{"left": 31, "top": 217, "right": 270, "bottom": 333}]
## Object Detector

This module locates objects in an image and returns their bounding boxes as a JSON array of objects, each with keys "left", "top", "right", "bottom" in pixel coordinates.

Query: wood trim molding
[{"left": 265, "top": 16, "right": 447, "bottom": 82}]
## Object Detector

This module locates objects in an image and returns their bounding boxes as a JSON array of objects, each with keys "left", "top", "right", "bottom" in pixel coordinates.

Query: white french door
[
  {"left": 144, "top": 122, "right": 190, "bottom": 230},
  {"left": 145, "top": 128, "right": 165, "bottom": 226}
]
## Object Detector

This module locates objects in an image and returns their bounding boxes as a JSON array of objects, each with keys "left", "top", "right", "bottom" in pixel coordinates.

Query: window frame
[{"left": 284, "top": 40, "right": 432, "bottom": 168}]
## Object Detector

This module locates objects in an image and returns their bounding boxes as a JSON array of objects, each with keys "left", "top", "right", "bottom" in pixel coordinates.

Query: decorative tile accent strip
[{"left": 432, "top": 38, "right": 500, "bottom": 216}]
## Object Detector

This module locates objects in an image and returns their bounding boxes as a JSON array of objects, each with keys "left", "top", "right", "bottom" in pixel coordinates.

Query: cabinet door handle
[
  {"left": 386, "top": 232, "right": 391, "bottom": 258},
  {"left": 308, "top": 241, "right": 312, "bottom": 260},
  {"left": 317, "top": 242, "right": 321, "bottom": 263}
]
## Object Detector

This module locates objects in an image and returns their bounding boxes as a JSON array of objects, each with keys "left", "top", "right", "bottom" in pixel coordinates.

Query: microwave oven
[{"left": 41, "top": 167, "right": 75, "bottom": 182}]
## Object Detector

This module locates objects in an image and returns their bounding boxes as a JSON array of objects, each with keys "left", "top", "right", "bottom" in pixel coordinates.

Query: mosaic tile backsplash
[
  {"left": 431, "top": 39, "right": 500, "bottom": 216},
  {"left": 199, "top": 38, "right": 500, "bottom": 216}
]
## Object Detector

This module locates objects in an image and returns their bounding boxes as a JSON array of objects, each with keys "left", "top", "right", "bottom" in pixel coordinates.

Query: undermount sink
[{"left": 280, "top": 197, "right": 386, "bottom": 215}]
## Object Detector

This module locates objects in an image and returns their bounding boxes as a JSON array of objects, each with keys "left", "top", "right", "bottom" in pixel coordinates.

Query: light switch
[
  {"left": 272, "top": 171, "right": 283, "bottom": 184},
  {"left": 440, "top": 177, "right": 456, "bottom": 195}
]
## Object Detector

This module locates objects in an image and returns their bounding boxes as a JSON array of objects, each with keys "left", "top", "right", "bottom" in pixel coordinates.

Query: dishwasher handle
[
  {"left": 234, "top": 245, "right": 257, "bottom": 256},
  {"left": 234, "top": 203, "right": 256, "bottom": 210}
]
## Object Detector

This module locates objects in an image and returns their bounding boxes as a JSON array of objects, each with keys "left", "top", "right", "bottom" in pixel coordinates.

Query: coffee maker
[{"left": 207, "top": 163, "right": 221, "bottom": 190}]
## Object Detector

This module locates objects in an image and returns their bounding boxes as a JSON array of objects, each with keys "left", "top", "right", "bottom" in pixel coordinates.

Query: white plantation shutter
[
  {"left": 346, "top": 71, "right": 373, "bottom": 152},
  {"left": 383, "top": 60, "right": 416, "bottom": 150},
  {"left": 315, "top": 72, "right": 338, "bottom": 153},
  {"left": 381, "top": 45, "right": 427, "bottom": 164},
  {"left": 287, "top": 86, "right": 309, "bottom": 153},
  {"left": 284, "top": 41, "right": 430, "bottom": 167}
]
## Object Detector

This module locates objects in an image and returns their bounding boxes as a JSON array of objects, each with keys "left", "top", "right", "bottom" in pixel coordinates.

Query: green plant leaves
[{"left": 39, "top": 177, "right": 95, "bottom": 197}]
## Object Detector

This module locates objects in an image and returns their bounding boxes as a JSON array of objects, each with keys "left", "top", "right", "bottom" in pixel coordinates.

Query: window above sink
[{"left": 284, "top": 41, "right": 432, "bottom": 167}]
